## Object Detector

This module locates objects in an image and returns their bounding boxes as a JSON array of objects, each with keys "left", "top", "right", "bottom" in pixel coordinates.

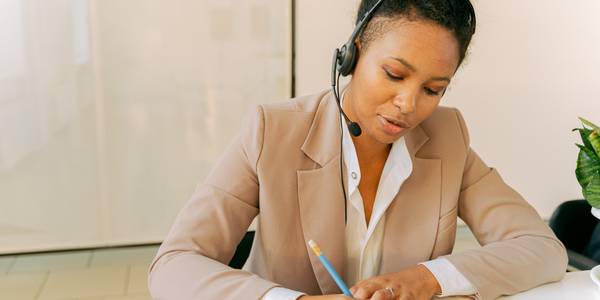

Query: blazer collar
[{"left": 300, "top": 90, "right": 430, "bottom": 167}]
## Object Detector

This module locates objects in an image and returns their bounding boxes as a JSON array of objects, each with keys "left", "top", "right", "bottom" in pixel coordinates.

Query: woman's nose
[{"left": 392, "top": 91, "right": 417, "bottom": 114}]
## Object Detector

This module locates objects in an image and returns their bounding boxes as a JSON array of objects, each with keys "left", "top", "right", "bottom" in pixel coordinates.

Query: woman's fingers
[
  {"left": 350, "top": 287, "right": 368, "bottom": 299},
  {"left": 350, "top": 285, "right": 373, "bottom": 299},
  {"left": 370, "top": 288, "right": 394, "bottom": 300},
  {"left": 298, "top": 294, "right": 357, "bottom": 299},
  {"left": 350, "top": 283, "right": 387, "bottom": 299}
]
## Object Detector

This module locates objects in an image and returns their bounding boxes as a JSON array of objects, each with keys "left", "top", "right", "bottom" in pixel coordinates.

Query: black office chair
[
  {"left": 228, "top": 231, "right": 255, "bottom": 269},
  {"left": 548, "top": 199, "right": 600, "bottom": 270}
]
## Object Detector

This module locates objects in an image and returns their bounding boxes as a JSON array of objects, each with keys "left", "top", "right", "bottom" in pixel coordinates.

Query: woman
[{"left": 148, "top": 1, "right": 568, "bottom": 299}]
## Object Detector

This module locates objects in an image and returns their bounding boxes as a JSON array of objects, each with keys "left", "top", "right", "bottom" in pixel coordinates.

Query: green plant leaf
[
  {"left": 575, "top": 144, "right": 600, "bottom": 188},
  {"left": 573, "top": 127, "right": 595, "bottom": 152},
  {"left": 589, "top": 131, "right": 600, "bottom": 158},
  {"left": 583, "top": 173, "right": 600, "bottom": 208},
  {"left": 579, "top": 117, "right": 600, "bottom": 134}
]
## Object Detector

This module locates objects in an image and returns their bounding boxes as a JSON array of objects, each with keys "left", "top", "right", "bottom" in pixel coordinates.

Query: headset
[
  {"left": 333, "top": 0, "right": 386, "bottom": 224},
  {"left": 332, "top": 0, "right": 386, "bottom": 139}
]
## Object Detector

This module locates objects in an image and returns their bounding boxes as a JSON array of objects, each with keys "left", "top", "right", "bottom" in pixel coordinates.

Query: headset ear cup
[
  {"left": 335, "top": 44, "right": 347, "bottom": 75},
  {"left": 346, "top": 42, "right": 358, "bottom": 75},
  {"left": 338, "top": 42, "right": 357, "bottom": 76}
]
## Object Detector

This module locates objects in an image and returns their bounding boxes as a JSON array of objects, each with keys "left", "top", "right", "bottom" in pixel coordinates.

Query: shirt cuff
[
  {"left": 419, "top": 257, "right": 480, "bottom": 298},
  {"left": 261, "top": 287, "right": 307, "bottom": 300}
]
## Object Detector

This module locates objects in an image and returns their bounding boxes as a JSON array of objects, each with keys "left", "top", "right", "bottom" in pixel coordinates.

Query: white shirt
[{"left": 262, "top": 91, "right": 478, "bottom": 299}]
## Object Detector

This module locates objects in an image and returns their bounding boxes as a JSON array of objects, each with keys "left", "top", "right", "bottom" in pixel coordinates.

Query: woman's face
[{"left": 345, "top": 19, "right": 460, "bottom": 146}]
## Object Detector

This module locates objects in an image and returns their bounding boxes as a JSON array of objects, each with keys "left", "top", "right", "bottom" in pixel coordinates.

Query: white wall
[
  {"left": 0, "top": 0, "right": 291, "bottom": 253},
  {"left": 295, "top": 0, "right": 600, "bottom": 218}
]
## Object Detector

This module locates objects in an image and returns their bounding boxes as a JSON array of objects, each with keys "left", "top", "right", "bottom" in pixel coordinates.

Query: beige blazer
[{"left": 148, "top": 89, "right": 567, "bottom": 300}]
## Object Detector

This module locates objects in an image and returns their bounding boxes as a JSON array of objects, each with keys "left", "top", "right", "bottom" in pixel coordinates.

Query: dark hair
[{"left": 356, "top": 0, "right": 476, "bottom": 67}]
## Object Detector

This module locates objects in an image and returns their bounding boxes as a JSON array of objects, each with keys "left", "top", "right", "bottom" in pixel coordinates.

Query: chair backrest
[
  {"left": 228, "top": 231, "right": 255, "bottom": 269},
  {"left": 549, "top": 199, "right": 598, "bottom": 252},
  {"left": 583, "top": 218, "right": 600, "bottom": 261}
]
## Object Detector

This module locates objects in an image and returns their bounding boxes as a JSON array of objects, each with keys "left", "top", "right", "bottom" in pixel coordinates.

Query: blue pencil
[{"left": 308, "top": 240, "right": 352, "bottom": 296}]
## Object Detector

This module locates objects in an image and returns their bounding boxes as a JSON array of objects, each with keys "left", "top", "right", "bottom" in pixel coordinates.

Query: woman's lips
[{"left": 377, "top": 115, "right": 409, "bottom": 135}]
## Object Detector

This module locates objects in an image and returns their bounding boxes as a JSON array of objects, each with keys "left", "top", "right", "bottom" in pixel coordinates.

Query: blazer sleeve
[
  {"left": 147, "top": 105, "right": 281, "bottom": 300},
  {"left": 442, "top": 108, "right": 568, "bottom": 300}
]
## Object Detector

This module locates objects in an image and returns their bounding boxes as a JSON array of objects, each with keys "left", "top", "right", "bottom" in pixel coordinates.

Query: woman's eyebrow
[
  {"left": 430, "top": 76, "right": 451, "bottom": 83},
  {"left": 389, "top": 57, "right": 417, "bottom": 72},
  {"left": 388, "top": 56, "right": 451, "bottom": 83}
]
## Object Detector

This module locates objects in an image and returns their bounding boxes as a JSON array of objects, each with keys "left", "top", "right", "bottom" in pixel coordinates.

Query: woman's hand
[
  {"left": 349, "top": 265, "right": 441, "bottom": 300},
  {"left": 298, "top": 295, "right": 355, "bottom": 300}
]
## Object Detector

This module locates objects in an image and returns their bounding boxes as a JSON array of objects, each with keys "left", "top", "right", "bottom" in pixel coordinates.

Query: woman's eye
[
  {"left": 424, "top": 88, "right": 441, "bottom": 96},
  {"left": 384, "top": 69, "right": 403, "bottom": 81}
]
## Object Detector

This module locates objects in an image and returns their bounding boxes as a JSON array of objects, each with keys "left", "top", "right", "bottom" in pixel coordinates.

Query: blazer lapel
[
  {"left": 297, "top": 91, "right": 347, "bottom": 294},
  {"left": 296, "top": 90, "right": 443, "bottom": 288},
  {"left": 380, "top": 125, "right": 442, "bottom": 273}
]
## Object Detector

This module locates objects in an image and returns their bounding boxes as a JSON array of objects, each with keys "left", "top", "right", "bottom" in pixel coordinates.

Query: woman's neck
[{"left": 352, "top": 134, "right": 391, "bottom": 166}]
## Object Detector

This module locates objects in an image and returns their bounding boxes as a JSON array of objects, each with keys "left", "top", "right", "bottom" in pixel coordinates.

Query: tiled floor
[
  {"left": 0, "top": 245, "right": 158, "bottom": 300},
  {"left": 0, "top": 226, "right": 481, "bottom": 300}
]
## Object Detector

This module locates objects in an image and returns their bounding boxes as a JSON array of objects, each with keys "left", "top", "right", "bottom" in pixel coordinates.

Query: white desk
[{"left": 439, "top": 271, "right": 599, "bottom": 300}]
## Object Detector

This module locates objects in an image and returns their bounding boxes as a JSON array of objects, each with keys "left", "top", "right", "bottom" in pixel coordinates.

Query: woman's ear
[
  {"left": 355, "top": 38, "right": 362, "bottom": 50},
  {"left": 350, "top": 39, "right": 362, "bottom": 76},
  {"left": 355, "top": 39, "right": 363, "bottom": 56}
]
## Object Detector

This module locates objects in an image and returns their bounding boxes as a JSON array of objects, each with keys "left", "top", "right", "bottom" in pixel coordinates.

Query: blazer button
[{"left": 351, "top": 172, "right": 357, "bottom": 180}]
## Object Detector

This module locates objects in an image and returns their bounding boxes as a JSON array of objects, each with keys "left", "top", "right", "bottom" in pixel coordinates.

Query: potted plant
[{"left": 574, "top": 117, "right": 600, "bottom": 218}]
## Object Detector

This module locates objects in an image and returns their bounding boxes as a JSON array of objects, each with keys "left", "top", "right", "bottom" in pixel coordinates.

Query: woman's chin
[
  {"left": 377, "top": 127, "right": 410, "bottom": 144},
  {"left": 364, "top": 129, "right": 401, "bottom": 145}
]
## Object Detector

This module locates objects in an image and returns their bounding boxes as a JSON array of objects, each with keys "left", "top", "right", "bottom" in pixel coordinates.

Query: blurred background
[
  {"left": 1, "top": 0, "right": 599, "bottom": 299},
  {"left": 0, "top": 0, "right": 291, "bottom": 254}
]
